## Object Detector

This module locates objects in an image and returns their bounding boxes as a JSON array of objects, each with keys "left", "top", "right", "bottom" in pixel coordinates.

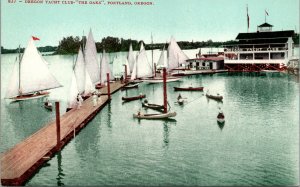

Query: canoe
[
  {"left": 206, "top": 94, "right": 223, "bottom": 101},
  {"left": 122, "top": 94, "right": 146, "bottom": 102},
  {"left": 142, "top": 102, "right": 164, "bottom": 112},
  {"left": 142, "top": 77, "right": 181, "bottom": 83},
  {"left": 133, "top": 112, "right": 177, "bottom": 119},
  {"left": 121, "top": 83, "right": 139, "bottom": 91},
  {"left": 177, "top": 98, "right": 184, "bottom": 105},
  {"left": 174, "top": 86, "right": 204, "bottom": 91}
]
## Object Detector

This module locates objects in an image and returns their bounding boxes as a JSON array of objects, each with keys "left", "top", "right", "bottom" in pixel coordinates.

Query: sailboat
[
  {"left": 112, "top": 55, "right": 124, "bottom": 79},
  {"left": 127, "top": 43, "right": 135, "bottom": 74},
  {"left": 5, "top": 36, "right": 62, "bottom": 101},
  {"left": 133, "top": 68, "right": 176, "bottom": 120},
  {"left": 66, "top": 71, "right": 79, "bottom": 111},
  {"left": 97, "top": 49, "right": 114, "bottom": 89},
  {"left": 167, "top": 36, "right": 189, "bottom": 71},
  {"left": 73, "top": 46, "right": 94, "bottom": 98},
  {"left": 84, "top": 29, "right": 100, "bottom": 85}
]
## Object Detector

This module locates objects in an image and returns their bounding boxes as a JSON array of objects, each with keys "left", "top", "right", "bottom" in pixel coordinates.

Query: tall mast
[
  {"left": 18, "top": 45, "right": 21, "bottom": 95},
  {"left": 151, "top": 33, "right": 154, "bottom": 76}
]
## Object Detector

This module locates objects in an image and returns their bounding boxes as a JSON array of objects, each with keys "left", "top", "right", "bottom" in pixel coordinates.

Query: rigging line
[{"left": 183, "top": 96, "right": 203, "bottom": 106}]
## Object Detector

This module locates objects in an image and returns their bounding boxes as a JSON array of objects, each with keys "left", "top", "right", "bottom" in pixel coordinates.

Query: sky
[{"left": 1, "top": 0, "right": 299, "bottom": 49}]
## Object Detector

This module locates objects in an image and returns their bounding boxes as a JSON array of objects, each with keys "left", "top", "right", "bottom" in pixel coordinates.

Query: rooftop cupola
[{"left": 257, "top": 22, "right": 273, "bottom": 32}]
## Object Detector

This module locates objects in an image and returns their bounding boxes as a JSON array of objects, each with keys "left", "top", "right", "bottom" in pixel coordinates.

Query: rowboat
[
  {"left": 174, "top": 86, "right": 204, "bottom": 91},
  {"left": 177, "top": 98, "right": 184, "bottom": 105},
  {"left": 142, "top": 77, "right": 181, "bottom": 83},
  {"left": 206, "top": 93, "right": 223, "bottom": 101},
  {"left": 44, "top": 102, "right": 53, "bottom": 111},
  {"left": 122, "top": 94, "right": 146, "bottom": 102},
  {"left": 121, "top": 83, "right": 139, "bottom": 91},
  {"left": 217, "top": 111, "right": 225, "bottom": 123},
  {"left": 142, "top": 100, "right": 164, "bottom": 112},
  {"left": 133, "top": 112, "right": 176, "bottom": 119}
]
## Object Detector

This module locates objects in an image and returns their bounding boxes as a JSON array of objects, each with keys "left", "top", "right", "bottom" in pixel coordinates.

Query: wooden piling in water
[
  {"left": 55, "top": 102, "right": 61, "bottom": 151},
  {"left": 107, "top": 73, "right": 111, "bottom": 100},
  {"left": 163, "top": 68, "right": 167, "bottom": 113}
]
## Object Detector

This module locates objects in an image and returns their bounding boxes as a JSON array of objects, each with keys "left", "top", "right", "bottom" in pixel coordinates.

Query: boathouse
[
  {"left": 186, "top": 56, "right": 224, "bottom": 70},
  {"left": 224, "top": 22, "right": 295, "bottom": 72}
]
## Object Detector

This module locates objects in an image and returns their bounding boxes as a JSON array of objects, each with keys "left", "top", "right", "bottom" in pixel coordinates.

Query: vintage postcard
[{"left": 1, "top": 0, "right": 299, "bottom": 186}]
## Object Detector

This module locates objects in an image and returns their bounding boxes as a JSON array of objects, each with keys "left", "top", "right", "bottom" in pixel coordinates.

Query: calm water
[{"left": 1, "top": 49, "right": 299, "bottom": 186}]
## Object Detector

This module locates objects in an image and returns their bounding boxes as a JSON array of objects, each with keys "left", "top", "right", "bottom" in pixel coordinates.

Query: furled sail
[
  {"left": 74, "top": 46, "right": 86, "bottom": 94},
  {"left": 127, "top": 43, "right": 135, "bottom": 73},
  {"left": 5, "top": 37, "right": 62, "bottom": 98},
  {"left": 100, "top": 49, "right": 114, "bottom": 84},
  {"left": 136, "top": 43, "right": 153, "bottom": 78},
  {"left": 67, "top": 71, "right": 79, "bottom": 109},
  {"left": 124, "top": 58, "right": 131, "bottom": 76},
  {"left": 167, "top": 36, "right": 189, "bottom": 71},
  {"left": 84, "top": 29, "right": 100, "bottom": 84}
]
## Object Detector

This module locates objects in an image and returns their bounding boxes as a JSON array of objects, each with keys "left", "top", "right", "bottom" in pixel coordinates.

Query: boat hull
[
  {"left": 121, "top": 84, "right": 139, "bottom": 91},
  {"left": 122, "top": 95, "right": 146, "bottom": 102},
  {"left": 142, "top": 77, "right": 181, "bottom": 83},
  {"left": 206, "top": 94, "right": 223, "bottom": 101},
  {"left": 133, "top": 112, "right": 177, "bottom": 119},
  {"left": 174, "top": 87, "right": 204, "bottom": 91},
  {"left": 11, "top": 92, "right": 50, "bottom": 101},
  {"left": 142, "top": 102, "right": 164, "bottom": 111}
]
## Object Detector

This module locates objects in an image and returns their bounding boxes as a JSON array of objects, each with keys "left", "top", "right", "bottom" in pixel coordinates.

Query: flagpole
[
  {"left": 265, "top": 10, "right": 266, "bottom": 23},
  {"left": 247, "top": 4, "right": 249, "bottom": 33}
]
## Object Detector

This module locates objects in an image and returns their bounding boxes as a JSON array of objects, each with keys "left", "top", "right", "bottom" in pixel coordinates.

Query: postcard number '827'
[{"left": 8, "top": 0, "right": 16, "bottom": 3}]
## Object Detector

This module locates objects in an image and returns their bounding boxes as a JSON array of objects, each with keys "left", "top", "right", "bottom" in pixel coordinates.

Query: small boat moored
[
  {"left": 206, "top": 90, "right": 223, "bottom": 101},
  {"left": 122, "top": 94, "right": 146, "bottom": 102},
  {"left": 121, "top": 83, "right": 139, "bottom": 91},
  {"left": 133, "top": 111, "right": 177, "bottom": 119},
  {"left": 142, "top": 99, "right": 164, "bottom": 112},
  {"left": 174, "top": 86, "right": 204, "bottom": 91},
  {"left": 44, "top": 100, "right": 53, "bottom": 111},
  {"left": 217, "top": 108, "right": 225, "bottom": 124}
]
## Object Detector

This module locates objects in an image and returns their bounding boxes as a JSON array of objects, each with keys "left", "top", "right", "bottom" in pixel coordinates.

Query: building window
[
  {"left": 240, "top": 53, "right": 253, "bottom": 60},
  {"left": 270, "top": 52, "right": 285, "bottom": 59},
  {"left": 254, "top": 53, "right": 269, "bottom": 60}
]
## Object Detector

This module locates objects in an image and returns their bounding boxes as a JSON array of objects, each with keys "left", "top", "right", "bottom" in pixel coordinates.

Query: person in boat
[
  {"left": 92, "top": 92, "right": 98, "bottom": 107},
  {"left": 177, "top": 94, "right": 182, "bottom": 101},
  {"left": 44, "top": 98, "right": 52, "bottom": 107},
  {"left": 143, "top": 99, "right": 148, "bottom": 104},
  {"left": 217, "top": 107, "right": 224, "bottom": 119}
]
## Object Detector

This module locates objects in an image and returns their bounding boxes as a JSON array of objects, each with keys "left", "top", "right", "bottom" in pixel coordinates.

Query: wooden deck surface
[{"left": 1, "top": 81, "right": 125, "bottom": 185}]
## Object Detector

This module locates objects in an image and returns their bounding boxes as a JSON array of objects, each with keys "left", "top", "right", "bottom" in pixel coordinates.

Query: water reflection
[
  {"left": 162, "top": 120, "right": 177, "bottom": 148},
  {"left": 217, "top": 121, "right": 225, "bottom": 130},
  {"left": 56, "top": 151, "right": 65, "bottom": 186},
  {"left": 107, "top": 103, "right": 112, "bottom": 129}
]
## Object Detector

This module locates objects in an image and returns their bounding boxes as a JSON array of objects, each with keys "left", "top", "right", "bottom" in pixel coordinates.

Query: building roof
[
  {"left": 236, "top": 30, "right": 294, "bottom": 40},
  {"left": 238, "top": 38, "right": 288, "bottom": 45},
  {"left": 258, "top": 22, "right": 273, "bottom": 27}
]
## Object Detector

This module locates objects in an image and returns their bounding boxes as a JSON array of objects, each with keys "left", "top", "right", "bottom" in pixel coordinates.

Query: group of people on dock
[{"left": 76, "top": 90, "right": 102, "bottom": 109}]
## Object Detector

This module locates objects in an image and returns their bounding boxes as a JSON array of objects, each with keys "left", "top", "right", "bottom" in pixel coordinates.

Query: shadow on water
[
  {"left": 217, "top": 121, "right": 225, "bottom": 130},
  {"left": 56, "top": 151, "right": 65, "bottom": 186},
  {"left": 107, "top": 103, "right": 112, "bottom": 129}
]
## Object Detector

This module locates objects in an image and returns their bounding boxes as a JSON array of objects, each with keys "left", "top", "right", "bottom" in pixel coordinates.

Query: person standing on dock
[
  {"left": 97, "top": 90, "right": 102, "bottom": 103},
  {"left": 92, "top": 92, "right": 97, "bottom": 107},
  {"left": 77, "top": 94, "right": 83, "bottom": 109}
]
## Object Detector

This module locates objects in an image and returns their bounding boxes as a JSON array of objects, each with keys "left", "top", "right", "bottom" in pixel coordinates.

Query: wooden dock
[{"left": 1, "top": 81, "right": 125, "bottom": 186}]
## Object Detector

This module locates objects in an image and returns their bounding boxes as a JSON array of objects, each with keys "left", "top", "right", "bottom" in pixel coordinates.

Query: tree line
[{"left": 1, "top": 34, "right": 299, "bottom": 55}]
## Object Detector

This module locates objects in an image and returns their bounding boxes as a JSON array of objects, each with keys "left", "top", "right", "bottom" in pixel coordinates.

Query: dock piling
[
  {"left": 107, "top": 73, "right": 111, "bottom": 100},
  {"left": 55, "top": 102, "right": 61, "bottom": 150},
  {"left": 163, "top": 68, "right": 167, "bottom": 113}
]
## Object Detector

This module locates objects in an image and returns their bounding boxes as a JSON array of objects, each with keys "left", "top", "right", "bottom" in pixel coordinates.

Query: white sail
[
  {"left": 84, "top": 29, "right": 100, "bottom": 84},
  {"left": 5, "top": 37, "right": 62, "bottom": 98},
  {"left": 67, "top": 71, "right": 79, "bottom": 109},
  {"left": 127, "top": 43, "right": 135, "bottom": 73},
  {"left": 112, "top": 56, "right": 124, "bottom": 78},
  {"left": 130, "top": 60, "right": 137, "bottom": 80},
  {"left": 157, "top": 46, "right": 167, "bottom": 68},
  {"left": 167, "top": 36, "right": 189, "bottom": 71},
  {"left": 74, "top": 46, "right": 85, "bottom": 94},
  {"left": 84, "top": 67, "right": 95, "bottom": 96},
  {"left": 100, "top": 50, "right": 114, "bottom": 84},
  {"left": 136, "top": 43, "right": 153, "bottom": 78},
  {"left": 124, "top": 58, "right": 131, "bottom": 76}
]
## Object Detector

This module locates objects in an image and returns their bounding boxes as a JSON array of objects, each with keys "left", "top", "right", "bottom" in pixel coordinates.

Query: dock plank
[{"left": 1, "top": 81, "right": 125, "bottom": 185}]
